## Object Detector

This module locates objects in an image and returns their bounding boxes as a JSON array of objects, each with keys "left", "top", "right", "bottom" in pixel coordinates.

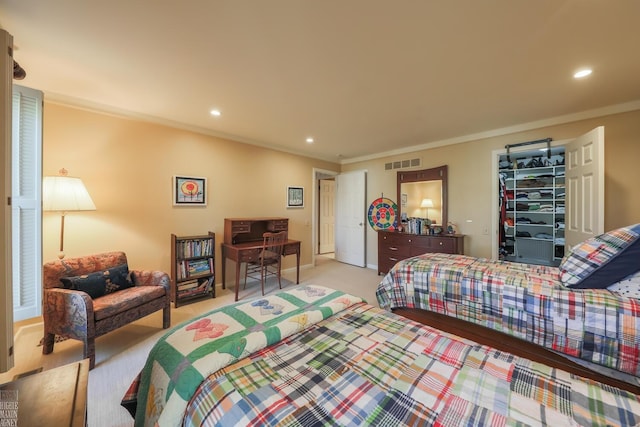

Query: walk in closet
[{"left": 498, "top": 146, "right": 565, "bottom": 266}]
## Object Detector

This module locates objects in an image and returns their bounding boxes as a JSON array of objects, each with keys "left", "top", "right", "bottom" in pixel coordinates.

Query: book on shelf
[
  {"left": 187, "top": 258, "right": 211, "bottom": 275},
  {"left": 177, "top": 279, "right": 200, "bottom": 290},
  {"left": 176, "top": 258, "right": 213, "bottom": 279},
  {"left": 176, "top": 238, "right": 214, "bottom": 259},
  {"left": 177, "top": 276, "right": 214, "bottom": 297}
]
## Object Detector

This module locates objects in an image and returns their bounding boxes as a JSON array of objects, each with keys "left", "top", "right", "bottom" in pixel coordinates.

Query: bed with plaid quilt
[
  {"left": 376, "top": 252, "right": 640, "bottom": 379},
  {"left": 125, "top": 285, "right": 640, "bottom": 426},
  {"left": 126, "top": 285, "right": 362, "bottom": 426}
]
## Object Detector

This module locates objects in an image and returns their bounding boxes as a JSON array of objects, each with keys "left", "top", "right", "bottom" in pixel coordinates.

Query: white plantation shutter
[{"left": 12, "top": 85, "right": 42, "bottom": 321}]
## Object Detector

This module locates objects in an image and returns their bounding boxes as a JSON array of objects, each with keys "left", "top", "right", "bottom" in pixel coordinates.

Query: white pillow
[{"left": 608, "top": 271, "right": 640, "bottom": 300}]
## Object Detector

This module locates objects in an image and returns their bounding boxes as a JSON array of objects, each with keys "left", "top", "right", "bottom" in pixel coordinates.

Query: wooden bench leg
[
  {"left": 84, "top": 337, "right": 96, "bottom": 370},
  {"left": 42, "top": 332, "right": 55, "bottom": 355},
  {"left": 162, "top": 306, "right": 171, "bottom": 329}
]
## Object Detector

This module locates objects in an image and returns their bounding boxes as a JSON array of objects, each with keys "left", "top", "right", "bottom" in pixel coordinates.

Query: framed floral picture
[
  {"left": 173, "top": 175, "right": 207, "bottom": 206},
  {"left": 287, "top": 186, "right": 304, "bottom": 208}
]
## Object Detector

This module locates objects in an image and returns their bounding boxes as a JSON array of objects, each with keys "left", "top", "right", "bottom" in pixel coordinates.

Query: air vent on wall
[{"left": 384, "top": 157, "right": 421, "bottom": 171}]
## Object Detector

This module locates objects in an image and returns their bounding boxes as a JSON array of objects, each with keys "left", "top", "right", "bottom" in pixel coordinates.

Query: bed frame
[{"left": 393, "top": 308, "right": 640, "bottom": 395}]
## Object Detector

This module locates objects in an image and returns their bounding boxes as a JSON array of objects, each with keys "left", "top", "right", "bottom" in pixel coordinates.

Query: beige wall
[
  {"left": 44, "top": 103, "right": 640, "bottom": 276},
  {"left": 343, "top": 109, "right": 640, "bottom": 266},
  {"left": 43, "top": 102, "right": 339, "bottom": 281}
]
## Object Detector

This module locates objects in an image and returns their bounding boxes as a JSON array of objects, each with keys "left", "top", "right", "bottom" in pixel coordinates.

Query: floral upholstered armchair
[{"left": 42, "top": 251, "right": 171, "bottom": 369}]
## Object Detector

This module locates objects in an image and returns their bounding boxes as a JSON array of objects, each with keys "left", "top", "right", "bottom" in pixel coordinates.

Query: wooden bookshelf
[{"left": 170, "top": 232, "right": 215, "bottom": 307}]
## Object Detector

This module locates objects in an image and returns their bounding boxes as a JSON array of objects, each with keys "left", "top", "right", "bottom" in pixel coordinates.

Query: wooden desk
[
  {"left": 221, "top": 239, "right": 301, "bottom": 301},
  {"left": 222, "top": 217, "right": 301, "bottom": 301},
  {"left": 0, "top": 359, "right": 89, "bottom": 426}
]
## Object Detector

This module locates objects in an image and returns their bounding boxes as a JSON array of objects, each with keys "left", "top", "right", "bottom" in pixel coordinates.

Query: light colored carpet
[{"left": 1, "top": 256, "right": 382, "bottom": 426}]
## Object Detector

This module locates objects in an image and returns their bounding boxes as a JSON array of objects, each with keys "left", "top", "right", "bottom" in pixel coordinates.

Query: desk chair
[{"left": 244, "top": 231, "right": 287, "bottom": 296}]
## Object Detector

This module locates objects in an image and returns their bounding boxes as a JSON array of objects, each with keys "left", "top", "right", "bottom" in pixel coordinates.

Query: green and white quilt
[{"left": 132, "top": 285, "right": 362, "bottom": 426}]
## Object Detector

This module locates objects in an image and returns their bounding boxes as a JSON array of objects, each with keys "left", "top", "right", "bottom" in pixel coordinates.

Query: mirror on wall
[{"left": 397, "top": 165, "right": 448, "bottom": 228}]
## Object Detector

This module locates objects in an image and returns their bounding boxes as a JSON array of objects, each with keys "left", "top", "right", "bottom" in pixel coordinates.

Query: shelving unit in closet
[{"left": 500, "top": 154, "right": 565, "bottom": 266}]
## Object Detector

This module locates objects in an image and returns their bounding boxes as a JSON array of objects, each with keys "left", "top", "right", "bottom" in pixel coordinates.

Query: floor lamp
[{"left": 43, "top": 169, "right": 96, "bottom": 259}]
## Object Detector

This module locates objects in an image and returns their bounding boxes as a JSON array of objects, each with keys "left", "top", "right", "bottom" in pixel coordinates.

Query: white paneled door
[
  {"left": 565, "top": 126, "right": 605, "bottom": 248},
  {"left": 319, "top": 179, "right": 335, "bottom": 254},
  {"left": 334, "top": 170, "right": 366, "bottom": 267}
]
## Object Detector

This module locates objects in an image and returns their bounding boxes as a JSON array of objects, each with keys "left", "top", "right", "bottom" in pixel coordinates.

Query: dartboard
[{"left": 368, "top": 197, "right": 398, "bottom": 230}]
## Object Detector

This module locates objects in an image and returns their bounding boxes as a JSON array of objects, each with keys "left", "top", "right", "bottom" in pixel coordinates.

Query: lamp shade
[
  {"left": 43, "top": 176, "right": 96, "bottom": 212},
  {"left": 420, "top": 198, "right": 434, "bottom": 208}
]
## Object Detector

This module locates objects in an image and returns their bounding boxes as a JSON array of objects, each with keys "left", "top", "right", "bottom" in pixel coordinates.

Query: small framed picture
[
  {"left": 287, "top": 186, "right": 304, "bottom": 208},
  {"left": 173, "top": 175, "right": 207, "bottom": 206}
]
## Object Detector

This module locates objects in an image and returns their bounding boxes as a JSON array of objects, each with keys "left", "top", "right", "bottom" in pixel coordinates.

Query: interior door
[
  {"left": 565, "top": 126, "right": 605, "bottom": 247},
  {"left": 318, "top": 179, "right": 335, "bottom": 254},
  {"left": 334, "top": 170, "right": 366, "bottom": 267}
]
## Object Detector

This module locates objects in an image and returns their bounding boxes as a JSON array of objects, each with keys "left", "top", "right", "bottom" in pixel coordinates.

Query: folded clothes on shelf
[{"left": 535, "top": 233, "right": 553, "bottom": 240}]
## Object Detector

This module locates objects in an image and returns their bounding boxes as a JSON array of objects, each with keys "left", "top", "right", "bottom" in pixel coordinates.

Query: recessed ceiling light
[
  {"left": 210, "top": 109, "right": 221, "bottom": 116},
  {"left": 573, "top": 69, "right": 592, "bottom": 79},
  {"left": 306, "top": 137, "right": 314, "bottom": 144}
]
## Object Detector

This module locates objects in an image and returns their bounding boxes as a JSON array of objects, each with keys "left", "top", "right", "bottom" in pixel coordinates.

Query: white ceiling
[{"left": 2, "top": 1, "right": 640, "bottom": 163}]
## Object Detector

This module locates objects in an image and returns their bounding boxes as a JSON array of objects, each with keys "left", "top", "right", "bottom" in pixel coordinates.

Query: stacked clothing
[{"left": 535, "top": 232, "right": 553, "bottom": 240}]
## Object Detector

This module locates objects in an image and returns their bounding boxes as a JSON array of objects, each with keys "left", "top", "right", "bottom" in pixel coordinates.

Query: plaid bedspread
[
  {"left": 376, "top": 253, "right": 640, "bottom": 377},
  {"left": 183, "top": 300, "right": 640, "bottom": 426},
  {"left": 130, "top": 285, "right": 363, "bottom": 426}
]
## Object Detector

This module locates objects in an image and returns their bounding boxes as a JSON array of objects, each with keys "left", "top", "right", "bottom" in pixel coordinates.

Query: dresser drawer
[
  {"left": 379, "top": 249, "right": 410, "bottom": 266},
  {"left": 379, "top": 242, "right": 411, "bottom": 259},
  {"left": 429, "top": 237, "right": 455, "bottom": 253},
  {"left": 378, "top": 258, "right": 400, "bottom": 275},
  {"left": 379, "top": 232, "right": 413, "bottom": 246},
  {"left": 410, "top": 235, "right": 431, "bottom": 250}
]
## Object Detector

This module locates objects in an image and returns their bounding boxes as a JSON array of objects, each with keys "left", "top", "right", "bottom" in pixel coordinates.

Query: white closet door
[
  {"left": 12, "top": 84, "right": 43, "bottom": 321},
  {"left": 565, "top": 126, "right": 605, "bottom": 248}
]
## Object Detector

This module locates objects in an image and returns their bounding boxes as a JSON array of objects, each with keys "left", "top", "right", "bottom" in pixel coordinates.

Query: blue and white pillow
[
  {"left": 608, "top": 271, "right": 640, "bottom": 300},
  {"left": 560, "top": 224, "right": 640, "bottom": 289}
]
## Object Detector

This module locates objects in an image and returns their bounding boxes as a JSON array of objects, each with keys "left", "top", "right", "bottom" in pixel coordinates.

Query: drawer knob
[
  {"left": 389, "top": 257, "right": 398, "bottom": 261},
  {"left": 389, "top": 247, "right": 398, "bottom": 251},
  {"left": 439, "top": 241, "right": 443, "bottom": 245}
]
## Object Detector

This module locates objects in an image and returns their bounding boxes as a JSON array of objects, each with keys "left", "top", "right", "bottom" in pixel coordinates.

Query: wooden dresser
[{"left": 378, "top": 231, "right": 464, "bottom": 275}]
